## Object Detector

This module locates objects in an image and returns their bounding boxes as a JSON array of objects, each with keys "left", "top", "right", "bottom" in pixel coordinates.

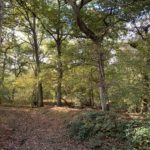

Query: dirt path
[{"left": 0, "top": 106, "right": 88, "bottom": 150}]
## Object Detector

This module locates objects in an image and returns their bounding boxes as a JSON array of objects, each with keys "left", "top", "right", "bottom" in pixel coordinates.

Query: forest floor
[
  {"left": 0, "top": 106, "right": 89, "bottom": 150},
  {"left": 0, "top": 106, "right": 146, "bottom": 150}
]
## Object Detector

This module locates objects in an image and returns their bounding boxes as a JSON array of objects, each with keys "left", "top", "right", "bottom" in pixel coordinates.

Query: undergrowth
[{"left": 68, "top": 111, "right": 150, "bottom": 150}]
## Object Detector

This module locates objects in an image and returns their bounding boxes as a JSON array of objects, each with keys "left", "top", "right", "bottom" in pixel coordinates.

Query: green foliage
[
  {"left": 0, "top": 84, "right": 11, "bottom": 103},
  {"left": 12, "top": 73, "right": 36, "bottom": 105},
  {"left": 107, "top": 35, "right": 150, "bottom": 112},
  {"left": 68, "top": 112, "right": 150, "bottom": 149},
  {"left": 126, "top": 120, "right": 150, "bottom": 150},
  {"left": 68, "top": 112, "right": 127, "bottom": 140}
]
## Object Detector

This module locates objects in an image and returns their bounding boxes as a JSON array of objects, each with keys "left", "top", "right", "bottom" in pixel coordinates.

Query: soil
[{"left": 0, "top": 106, "right": 89, "bottom": 150}]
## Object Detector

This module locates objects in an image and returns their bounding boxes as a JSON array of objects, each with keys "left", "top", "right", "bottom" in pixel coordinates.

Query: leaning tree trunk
[
  {"left": 32, "top": 15, "right": 43, "bottom": 107},
  {"left": 56, "top": 40, "right": 63, "bottom": 106}
]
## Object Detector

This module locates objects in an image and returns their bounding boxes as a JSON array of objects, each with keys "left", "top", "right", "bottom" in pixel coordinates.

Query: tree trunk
[
  {"left": 0, "top": 0, "right": 3, "bottom": 50},
  {"left": 88, "top": 69, "right": 94, "bottom": 107},
  {"left": 88, "top": 88, "right": 94, "bottom": 107},
  {"left": 141, "top": 99, "right": 148, "bottom": 113},
  {"left": 56, "top": 40, "right": 63, "bottom": 106},
  {"left": 32, "top": 15, "right": 43, "bottom": 107},
  {"left": 141, "top": 74, "right": 149, "bottom": 113},
  {"left": 37, "top": 81, "right": 43, "bottom": 107},
  {"left": 98, "top": 51, "right": 109, "bottom": 111},
  {"left": 1, "top": 49, "right": 7, "bottom": 82},
  {"left": 11, "top": 88, "right": 15, "bottom": 101}
]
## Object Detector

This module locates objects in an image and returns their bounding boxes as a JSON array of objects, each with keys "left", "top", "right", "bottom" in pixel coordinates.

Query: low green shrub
[
  {"left": 68, "top": 111, "right": 127, "bottom": 140},
  {"left": 68, "top": 111, "right": 150, "bottom": 149},
  {"left": 126, "top": 120, "right": 150, "bottom": 150}
]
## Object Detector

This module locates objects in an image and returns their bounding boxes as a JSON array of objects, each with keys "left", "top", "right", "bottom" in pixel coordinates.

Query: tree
[
  {"left": 0, "top": 0, "right": 4, "bottom": 50},
  {"left": 65, "top": 0, "right": 119, "bottom": 110},
  {"left": 12, "top": 0, "right": 44, "bottom": 106},
  {"left": 37, "top": 0, "right": 72, "bottom": 106},
  {"left": 129, "top": 27, "right": 150, "bottom": 112}
]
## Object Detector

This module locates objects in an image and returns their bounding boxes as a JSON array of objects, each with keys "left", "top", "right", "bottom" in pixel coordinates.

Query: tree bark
[
  {"left": 56, "top": 40, "right": 63, "bottom": 106},
  {"left": 0, "top": 0, "right": 3, "bottom": 50},
  {"left": 98, "top": 51, "right": 109, "bottom": 111},
  {"left": 32, "top": 15, "right": 43, "bottom": 107},
  {"left": 1, "top": 49, "right": 7, "bottom": 82},
  {"left": 88, "top": 69, "right": 94, "bottom": 107}
]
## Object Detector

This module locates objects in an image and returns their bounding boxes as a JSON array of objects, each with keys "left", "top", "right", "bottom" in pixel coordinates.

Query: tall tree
[
  {"left": 37, "top": 0, "right": 71, "bottom": 106},
  {"left": 13, "top": 0, "right": 44, "bottom": 106},
  {"left": 65, "top": 0, "right": 118, "bottom": 110},
  {"left": 130, "top": 23, "right": 150, "bottom": 112},
  {"left": 0, "top": 0, "right": 3, "bottom": 50}
]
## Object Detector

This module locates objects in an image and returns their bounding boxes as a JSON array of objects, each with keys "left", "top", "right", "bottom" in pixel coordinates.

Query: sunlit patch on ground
[{"left": 50, "top": 106, "right": 80, "bottom": 113}]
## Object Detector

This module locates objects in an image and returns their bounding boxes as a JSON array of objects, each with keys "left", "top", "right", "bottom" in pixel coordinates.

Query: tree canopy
[{"left": 0, "top": 0, "right": 150, "bottom": 112}]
